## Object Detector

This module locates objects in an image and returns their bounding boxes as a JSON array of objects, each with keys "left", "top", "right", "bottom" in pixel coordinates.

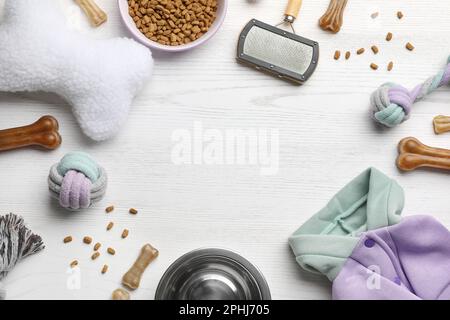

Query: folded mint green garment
[{"left": 288, "top": 167, "right": 404, "bottom": 281}]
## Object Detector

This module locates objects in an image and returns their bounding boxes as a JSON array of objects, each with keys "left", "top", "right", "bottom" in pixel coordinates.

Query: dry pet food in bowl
[{"left": 118, "top": 0, "right": 227, "bottom": 52}]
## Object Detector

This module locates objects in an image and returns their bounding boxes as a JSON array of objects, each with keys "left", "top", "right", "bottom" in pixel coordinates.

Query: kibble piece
[
  {"left": 386, "top": 32, "right": 393, "bottom": 41},
  {"left": 101, "top": 265, "right": 108, "bottom": 274},
  {"left": 122, "top": 229, "right": 129, "bottom": 239},
  {"left": 371, "top": 45, "right": 379, "bottom": 54},
  {"left": 345, "top": 51, "right": 351, "bottom": 60},
  {"left": 107, "top": 222, "right": 114, "bottom": 231},
  {"left": 94, "top": 242, "right": 101, "bottom": 251},
  {"left": 70, "top": 260, "right": 78, "bottom": 268},
  {"left": 129, "top": 208, "right": 138, "bottom": 215},
  {"left": 397, "top": 11, "right": 404, "bottom": 19},
  {"left": 387, "top": 61, "right": 394, "bottom": 71},
  {"left": 334, "top": 50, "right": 341, "bottom": 60},
  {"left": 356, "top": 48, "right": 365, "bottom": 55},
  {"left": 105, "top": 205, "right": 114, "bottom": 213},
  {"left": 83, "top": 236, "right": 92, "bottom": 244},
  {"left": 92, "top": 252, "right": 100, "bottom": 260},
  {"left": 370, "top": 63, "right": 379, "bottom": 70},
  {"left": 63, "top": 236, "right": 73, "bottom": 243},
  {"left": 406, "top": 42, "right": 415, "bottom": 51},
  {"left": 107, "top": 247, "right": 116, "bottom": 255}
]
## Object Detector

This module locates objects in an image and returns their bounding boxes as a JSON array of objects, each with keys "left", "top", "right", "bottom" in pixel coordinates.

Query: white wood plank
[{"left": 1, "top": 0, "right": 450, "bottom": 300}]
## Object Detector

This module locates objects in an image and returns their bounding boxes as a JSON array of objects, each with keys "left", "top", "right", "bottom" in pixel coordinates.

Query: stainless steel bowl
[{"left": 155, "top": 248, "right": 271, "bottom": 300}]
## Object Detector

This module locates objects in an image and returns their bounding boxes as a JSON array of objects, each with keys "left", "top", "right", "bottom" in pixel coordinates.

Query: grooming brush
[{"left": 237, "top": 0, "right": 319, "bottom": 84}]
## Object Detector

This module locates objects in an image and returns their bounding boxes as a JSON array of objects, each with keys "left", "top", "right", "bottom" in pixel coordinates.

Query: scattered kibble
[
  {"left": 63, "top": 204, "right": 136, "bottom": 279},
  {"left": 406, "top": 42, "right": 415, "bottom": 51},
  {"left": 371, "top": 45, "right": 379, "bottom": 54},
  {"left": 386, "top": 32, "right": 393, "bottom": 41},
  {"left": 356, "top": 48, "right": 365, "bottom": 55},
  {"left": 345, "top": 51, "right": 351, "bottom": 60},
  {"left": 397, "top": 11, "right": 404, "bottom": 19},
  {"left": 127, "top": 0, "right": 218, "bottom": 46},
  {"left": 371, "top": 12, "right": 379, "bottom": 19},
  {"left": 92, "top": 252, "right": 100, "bottom": 260},
  {"left": 387, "top": 61, "right": 394, "bottom": 71},
  {"left": 83, "top": 236, "right": 92, "bottom": 244},
  {"left": 370, "top": 63, "right": 379, "bottom": 70},
  {"left": 334, "top": 50, "right": 341, "bottom": 60}
]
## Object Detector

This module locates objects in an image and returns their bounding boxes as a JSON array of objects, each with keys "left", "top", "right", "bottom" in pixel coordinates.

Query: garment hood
[{"left": 289, "top": 167, "right": 404, "bottom": 281}]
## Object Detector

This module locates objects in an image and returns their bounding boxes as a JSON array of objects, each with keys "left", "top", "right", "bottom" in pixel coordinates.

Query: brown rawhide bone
[
  {"left": 397, "top": 137, "right": 450, "bottom": 171},
  {"left": 122, "top": 244, "right": 159, "bottom": 290},
  {"left": 0, "top": 116, "right": 61, "bottom": 152},
  {"left": 433, "top": 115, "right": 450, "bottom": 134},
  {"left": 319, "top": 0, "right": 348, "bottom": 33},
  {"left": 75, "top": 0, "right": 107, "bottom": 27}
]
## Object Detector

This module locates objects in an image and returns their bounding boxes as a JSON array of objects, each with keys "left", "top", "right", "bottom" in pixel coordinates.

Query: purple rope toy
[{"left": 371, "top": 56, "right": 450, "bottom": 127}]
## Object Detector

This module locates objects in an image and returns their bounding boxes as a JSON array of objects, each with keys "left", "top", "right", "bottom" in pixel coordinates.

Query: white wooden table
[{"left": 1, "top": 0, "right": 450, "bottom": 300}]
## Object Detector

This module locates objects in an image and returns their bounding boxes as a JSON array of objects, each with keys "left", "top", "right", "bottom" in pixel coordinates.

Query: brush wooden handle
[
  {"left": 319, "top": 0, "right": 348, "bottom": 33},
  {"left": 0, "top": 116, "right": 62, "bottom": 152},
  {"left": 75, "top": 0, "right": 107, "bottom": 27},
  {"left": 285, "top": 0, "right": 303, "bottom": 19}
]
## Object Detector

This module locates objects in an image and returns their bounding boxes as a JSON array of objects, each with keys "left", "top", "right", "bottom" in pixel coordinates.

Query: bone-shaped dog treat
[
  {"left": 0, "top": 116, "right": 61, "bottom": 152},
  {"left": 75, "top": 0, "right": 107, "bottom": 27},
  {"left": 0, "top": 0, "right": 153, "bottom": 141},
  {"left": 319, "top": 0, "right": 348, "bottom": 33},
  {"left": 122, "top": 244, "right": 159, "bottom": 290},
  {"left": 397, "top": 137, "right": 450, "bottom": 171},
  {"left": 433, "top": 115, "right": 450, "bottom": 134},
  {"left": 112, "top": 288, "right": 130, "bottom": 300}
]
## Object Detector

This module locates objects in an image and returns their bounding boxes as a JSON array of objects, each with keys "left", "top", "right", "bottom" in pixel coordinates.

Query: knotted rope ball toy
[
  {"left": 48, "top": 152, "right": 107, "bottom": 210},
  {"left": 371, "top": 56, "right": 450, "bottom": 127}
]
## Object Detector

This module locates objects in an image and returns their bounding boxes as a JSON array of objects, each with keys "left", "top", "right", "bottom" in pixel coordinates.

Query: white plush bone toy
[{"left": 0, "top": 0, "right": 153, "bottom": 141}]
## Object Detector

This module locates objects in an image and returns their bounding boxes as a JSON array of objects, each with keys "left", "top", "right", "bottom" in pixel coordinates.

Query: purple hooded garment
[{"left": 333, "top": 215, "right": 450, "bottom": 300}]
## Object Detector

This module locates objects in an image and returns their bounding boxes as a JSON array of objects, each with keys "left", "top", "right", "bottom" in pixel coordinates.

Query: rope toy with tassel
[
  {"left": 48, "top": 152, "right": 107, "bottom": 211},
  {"left": 371, "top": 56, "right": 450, "bottom": 127},
  {"left": 0, "top": 213, "right": 45, "bottom": 300}
]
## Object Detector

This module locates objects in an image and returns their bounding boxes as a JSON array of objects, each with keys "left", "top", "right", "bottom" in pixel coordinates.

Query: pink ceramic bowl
[{"left": 118, "top": 0, "right": 228, "bottom": 52}]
